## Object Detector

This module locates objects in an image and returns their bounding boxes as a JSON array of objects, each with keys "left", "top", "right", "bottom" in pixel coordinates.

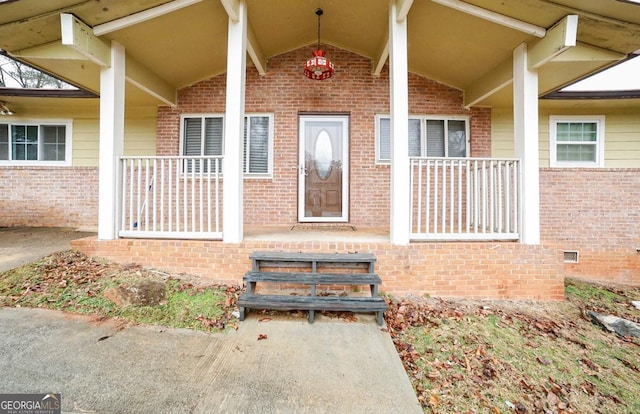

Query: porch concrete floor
[
  {"left": 244, "top": 225, "right": 390, "bottom": 243},
  {"left": 0, "top": 308, "right": 422, "bottom": 414}
]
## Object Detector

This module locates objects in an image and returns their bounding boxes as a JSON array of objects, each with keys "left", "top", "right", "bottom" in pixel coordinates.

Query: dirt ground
[{"left": 0, "top": 227, "right": 95, "bottom": 272}]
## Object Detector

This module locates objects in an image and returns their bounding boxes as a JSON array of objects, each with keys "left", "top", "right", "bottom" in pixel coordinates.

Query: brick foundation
[
  {"left": 72, "top": 237, "right": 564, "bottom": 300},
  {"left": 540, "top": 168, "right": 640, "bottom": 286}
]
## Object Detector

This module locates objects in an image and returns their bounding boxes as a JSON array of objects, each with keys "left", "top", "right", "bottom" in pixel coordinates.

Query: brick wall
[
  {"left": 0, "top": 166, "right": 98, "bottom": 228},
  {"left": 73, "top": 237, "right": 564, "bottom": 300},
  {"left": 540, "top": 168, "right": 640, "bottom": 285},
  {"left": 156, "top": 45, "right": 491, "bottom": 227}
]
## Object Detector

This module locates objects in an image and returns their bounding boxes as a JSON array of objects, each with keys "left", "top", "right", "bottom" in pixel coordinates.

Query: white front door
[{"left": 298, "top": 115, "right": 349, "bottom": 222}]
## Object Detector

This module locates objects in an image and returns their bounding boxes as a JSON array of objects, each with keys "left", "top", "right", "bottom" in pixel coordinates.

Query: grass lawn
[
  {"left": 1, "top": 251, "right": 639, "bottom": 413},
  {"left": 386, "top": 279, "right": 640, "bottom": 413}
]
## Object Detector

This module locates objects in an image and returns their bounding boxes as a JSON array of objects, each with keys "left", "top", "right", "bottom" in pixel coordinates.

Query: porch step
[
  {"left": 240, "top": 251, "right": 386, "bottom": 325},
  {"left": 237, "top": 295, "right": 387, "bottom": 325},
  {"left": 244, "top": 271, "right": 381, "bottom": 286},
  {"left": 250, "top": 251, "right": 376, "bottom": 272}
]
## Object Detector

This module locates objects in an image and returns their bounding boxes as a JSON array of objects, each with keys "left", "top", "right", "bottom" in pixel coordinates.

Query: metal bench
[{"left": 238, "top": 252, "right": 387, "bottom": 325}]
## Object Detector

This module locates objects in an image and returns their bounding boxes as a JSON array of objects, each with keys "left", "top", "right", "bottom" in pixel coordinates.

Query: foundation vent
[{"left": 563, "top": 251, "right": 579, "bottom": 263}]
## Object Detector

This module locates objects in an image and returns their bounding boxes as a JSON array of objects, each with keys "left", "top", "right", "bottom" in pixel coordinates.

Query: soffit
[{"left": 0, "top": 0, "right": 639, "bottom": 107}]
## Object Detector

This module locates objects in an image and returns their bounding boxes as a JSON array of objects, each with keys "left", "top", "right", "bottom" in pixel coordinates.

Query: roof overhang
[{"left": 0, "top": 0, "right": 639, "bottom": 107}]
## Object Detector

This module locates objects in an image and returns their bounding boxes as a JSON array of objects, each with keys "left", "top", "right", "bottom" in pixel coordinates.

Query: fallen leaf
[
  {"left": 258, "top": 317, "right": 272, "bottom": 322},
  {"left": 429, "top": 393, "right": 439, "bottom": 409},
  {"left": 257, "top": 334, "right": 268, "bottom": 340},
  {"left": 547, "top": 391, "right": 560, "bottom": 407},
  {"left": 536, "top": 356, "right": 551, "bottom": 365},
  {"left": 580, "top": 357, "right": 599, "bottom": 371}
]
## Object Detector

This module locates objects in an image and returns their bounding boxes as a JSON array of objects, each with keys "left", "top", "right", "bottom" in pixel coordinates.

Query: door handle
[{"left": 299, "top": 164, "right": 308, "bottom": 176}]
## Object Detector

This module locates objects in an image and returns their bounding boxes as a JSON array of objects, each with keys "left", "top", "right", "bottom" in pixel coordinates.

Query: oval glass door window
[{"left": 314, "top": 130, "right": 333, "bottom": 180}]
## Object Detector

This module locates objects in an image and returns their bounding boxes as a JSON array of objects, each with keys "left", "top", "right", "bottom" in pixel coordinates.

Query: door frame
[{"left": 298, "top": 114, "right": 349, "bottom": 223}]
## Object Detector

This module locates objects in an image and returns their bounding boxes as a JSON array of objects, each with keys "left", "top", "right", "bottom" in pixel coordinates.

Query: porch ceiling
[{"left": 1, "top": 0, "right": 639, "bottom": 107}]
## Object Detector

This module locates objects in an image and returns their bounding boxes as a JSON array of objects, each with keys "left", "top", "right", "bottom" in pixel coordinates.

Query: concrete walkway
[
  {"left": 0, "top": 308, "right": 422, "bottom": 414},
  {"left": 0, "top": 227, "right": 95, "bottom": 272}
]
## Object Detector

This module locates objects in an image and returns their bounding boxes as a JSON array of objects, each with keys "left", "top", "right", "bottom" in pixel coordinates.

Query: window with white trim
[
  {"left": 549, "top": 116, "right": 605, "bottom": 167},
  {"left": 0, "top": 121, "right": 71, "bottom": 165},
  {"left": 181, "top": 114, "right": 274, "bottom": 177},
  {"left": 375, "top": 115, "right": 469, "bottom": 163}
]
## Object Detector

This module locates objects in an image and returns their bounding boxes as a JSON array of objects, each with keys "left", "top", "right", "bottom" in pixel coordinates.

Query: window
[
  {"left": 549, "top": 116, "right": 605, "bottom": 167},
  {"left": 0, "top": 121, "right": 71, "bottom": 165},
  {"left": 376, "top": 115, "right": 468, "bottom": 163},
  {"left": 180, "top": 114, "right": 273, "bottom": 177}
]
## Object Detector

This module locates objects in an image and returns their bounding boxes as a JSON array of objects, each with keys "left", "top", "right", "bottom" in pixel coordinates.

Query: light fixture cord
[{"left": 317, "top": 11, "right": 321, "bottom": 51}]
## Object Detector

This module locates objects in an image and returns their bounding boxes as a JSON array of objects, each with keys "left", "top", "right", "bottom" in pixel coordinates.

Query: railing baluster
[
  {"left": 457, "top": 160, "right": 462, "bottom": 234},
  {"left": 473, "top": 160, "right": 479, "bottom": 234},
  {"left": 160, "top": 159, "right": 165, "bottom": 232},
  {"left": 176, "top": 159, "right": 181, "bottom": 232},
  {"left": 190, "top": 159, "right": 195, "bottom": 232},
  {"left": 481, "top": 160, "right": 487, "bottom": 234},
  {"left": 449, "top": 159, "right": 454, "bottom": 233},
  {"left": 433, "top": 160, "right": 439, "bottom": 234},
  {"left": 489, "top": 160, "right": 495, "bottom": 233},
  {"left": 465, "top": 159, "right": 470, "bottom": 233},
  {"left": 442, "top": 159, "right": 447, "bottom": 233},
  {"left": 199, "top": 158, "right": 204, "bottom": 232},
  {"left": 207, "top": 159, "right": 212, "bottom": 233},
  {"left": 426, "top": 159, "right": 431, "bottom": 233},
  {"left": 416, "top": 160, "right": 422, "bottom": 234},
  {"left": 512, "top": 161, "right": 522, "bottom": 233},
  {"left": 215, "top": 158, "right": 220, "bottom": 232},
  {"left": 120, "top": 159, "right": 126, "bottom": 232},
  {"left": 136, "top": 159, "right": 142, "bottom": 232},
  {"left": 168, "top": 159, "right": 173, "bottom": 232},
  {"left": 183, "top": 159, "right": 188, "bottom": 232},
  {"left": 497, "top": 161, "right": 503, "bottom": 233}
]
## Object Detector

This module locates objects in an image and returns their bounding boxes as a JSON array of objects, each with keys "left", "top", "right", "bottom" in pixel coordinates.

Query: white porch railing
[
  {"left": 410, "top": 157, "right": 520, "bottom": 241},
  {"left": 119, "top": 156, "right": 223, "bottom": 239}
]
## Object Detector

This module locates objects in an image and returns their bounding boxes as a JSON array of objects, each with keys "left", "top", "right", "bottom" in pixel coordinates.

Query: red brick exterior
[
  {"left": 157, "top": 45, "right": 491, "bottom": 227},
  {"left": 540, "top": 168, "right": 640, "bottom": 286},
  {"left": 0, "top": 166, "right": 98, "bottom": 228},
  {"left": 72, "top": 237, "right": 564, "bottom": 300}
]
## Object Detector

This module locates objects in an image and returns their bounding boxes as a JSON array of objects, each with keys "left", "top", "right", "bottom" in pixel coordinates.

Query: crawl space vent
[{"left": 564, "top": 251, "right": 579, "bottom": 263}]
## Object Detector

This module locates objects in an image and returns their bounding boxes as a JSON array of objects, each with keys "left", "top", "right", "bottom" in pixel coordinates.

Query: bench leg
[
  {"left": 239, "top": 307, "right": 246, "bottom": 321},
  {"left": 376, "top": 311, "right": 384, "bottom": 326},
  {"left": 308, "top": 309, "right": 315, "bottom": 324}
]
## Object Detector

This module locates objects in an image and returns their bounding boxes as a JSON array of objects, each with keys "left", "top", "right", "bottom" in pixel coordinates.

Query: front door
[{"left": 298, "top": 115, "right": 349, "bottom": 222}]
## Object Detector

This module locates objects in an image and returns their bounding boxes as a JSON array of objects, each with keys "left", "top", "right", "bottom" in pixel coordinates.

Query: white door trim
[{"left": 298, "top": 115, "right": 349, "bottom": 222}]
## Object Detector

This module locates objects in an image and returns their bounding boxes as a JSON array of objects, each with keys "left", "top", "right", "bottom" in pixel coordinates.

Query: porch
[{"left": 117, "top": 155, "right": 521, "bottom": 243}]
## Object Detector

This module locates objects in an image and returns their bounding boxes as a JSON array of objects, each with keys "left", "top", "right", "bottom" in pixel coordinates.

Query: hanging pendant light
[{"left": 303, "top": 8, "right": 334, "bottom": 80}]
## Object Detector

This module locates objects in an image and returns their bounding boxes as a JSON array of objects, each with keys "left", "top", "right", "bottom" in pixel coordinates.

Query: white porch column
[
  {"left": 389, "top": 2, "right": 411, "bottom": 246},
  {"left": 513, "top": 43, "right": 540, "bottom": 244},
  {"left": 222, "top": 0, "right": 247, "bottom": 243},
  {"left": 98, "top": 41, "right": 125, "bottom": 240}
]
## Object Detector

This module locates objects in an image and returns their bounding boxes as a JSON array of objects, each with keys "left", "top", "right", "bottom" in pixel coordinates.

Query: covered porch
[{"left": 2, "top": 1, "right": 629, "bottom": 248}]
